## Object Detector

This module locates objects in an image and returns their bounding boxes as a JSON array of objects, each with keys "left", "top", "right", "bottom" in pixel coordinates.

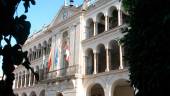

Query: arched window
[
  {"left": 38, "top": 44, "right": 42, "bottom": 58},
  {"left": 39, "top": 90, "right": 45, "bottom": 96},
  {"left": 15, "top": 73, "right": 18, "bottom": 88},
  {"left": 47, "top": 38, "right": 52, "bottom": 54},
  {"left": 108, "top": 6, "right": 118, "bottom": 29},
  {"left": 30, "top": 68, "right": 34, "bottom": 86},
  {"left": 86, "top": 18, "right": 94, "bottom": 38},
  {"left": 22, "top": 93, "right": 27, "bottom": 96},
  {"left": 43, "top": 41, "right": 47, "bottom": 55},
  {"left": 85, "top": 48, "right": 94, "bottom": 75},
  {"left": 30, "top": 91, "right": 36, "bottom": 96},
  {"left": 35, "top": 66, "right": 39, "bottom": 84},
  {"left": 97, "top": 13, "right": 105, "bottom": 34},
  {"left": 109, "top": 40, "right": 120, "bottom": 70},
  {"left": 18, "top": 72, "right": 21, "bottom": 88},
  {"left": 22, "top": 71, "right": 25, "bottom": 87},
  {"left": 97, "top": 44, "right": 106, "bottom": 73}
]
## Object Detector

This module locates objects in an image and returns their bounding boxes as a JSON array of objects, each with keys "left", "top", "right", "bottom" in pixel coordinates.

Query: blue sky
[{"left": 0, "top": 0, "right": 84, "bottom": 76}]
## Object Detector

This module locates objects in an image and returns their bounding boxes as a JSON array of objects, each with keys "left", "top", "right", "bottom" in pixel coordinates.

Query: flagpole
[
  {"left": 53, "top": 34, "right": 57, "bottom": 71},
  {"left": 73, "top": 25, "right": 77, "bottom": 65}
]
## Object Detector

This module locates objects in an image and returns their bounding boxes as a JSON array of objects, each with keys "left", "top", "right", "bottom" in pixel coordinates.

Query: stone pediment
[{"left": 50, "top": 5, "right": 80, "bottom": 27}]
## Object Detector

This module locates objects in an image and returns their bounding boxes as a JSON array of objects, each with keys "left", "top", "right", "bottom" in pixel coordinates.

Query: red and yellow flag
[{"left": 48, "top": 48, "right": 53, "bottom": 72}]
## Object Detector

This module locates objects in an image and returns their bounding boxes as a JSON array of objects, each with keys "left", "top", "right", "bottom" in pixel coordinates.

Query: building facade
[{"left": 13, "top": 0, "right": 134, "bottom": 96}]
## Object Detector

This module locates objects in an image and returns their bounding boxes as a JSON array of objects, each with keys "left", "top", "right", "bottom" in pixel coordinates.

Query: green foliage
[
  {"left": 122, "top": 0, "right": 130, "bottom": 12},
  {"left": 122, "top": 0, "right": 170, "bottom": 96},
  {"left": 0, "top": 0, "right": 38, "bottom": 96}
]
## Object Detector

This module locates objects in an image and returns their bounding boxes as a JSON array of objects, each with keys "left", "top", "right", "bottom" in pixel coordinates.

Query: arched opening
[
  {"left": 39, "top": 90, "right": 45, "bottom": 96},
  {"left": 85, "top": 48, "right": 94, "bottom": 75},
  {"left": 22, "top": 71, "right": 25, "bottom": 87},
  {"left": 97, "top": 44, "right": 106, "bottom": 73},
  {"left": 43, "top": 64, "right": 48, "bottom": 80},
  {"left": 109, "top": 40, "right": 120, "bottom": 70},
  {"left": 38, "top": 43, "right": 42, "bottom": 58},
  {"left": 56, "top": 92, "right": 63, "bottom": 96},
  {"left": 86, "top": 18, "right": 94, "bottom": 39},
  {"left": 35, "top": 66, "right": 39, "bottom": 84},
  {"left": 121, "top": 45, "right": 128, "bottom": 67},
  {"left": 90, "top": 84, "right": 105, "bottom": 96},
  {"left": 30, "top": 68, "right": 34, "bottom": 86},
  {"left": 22, "top": 93, "right": 27, "bottom": 96},
  {"left": 18, "top": 72, "right": 21, "bottom": 88},
  {"left": 26, "top": 70, "right": 29, "bottom": 87},
  {"left": 33, "top": 46, "right": 37, "bottom": 60},
  {"left": 121, "top": 0, "right": 130, "bottom": 24},
  {"left": 39, "top": 65, "right": 44, "bottom": 80},
  {"left": 97, "top": 13, "right": 105, "bottom": 34},
  {"left": 47, "top": 38, "right": 52, "bottom": 55},
  {"left": 29, "top": 48, "right": 33, "bottom": 61},
  {"left": 113, "top": 80, "right": 134, "bottom": 96},
  {"left": 108, "top": 6, "right": 118, "bottom": 29},
  {"left": 15, "top": 73, "right": 18, "bottom": 88},
  {"left": 15, "top": 93, "right": 19, "bottom": 96},
  {"left": 30, "top": 91, "right": 36, "bottom": 96},
  {"left": 122, "top": 11, "right": 129, "bottom": 24},
  {"left": 43, "top": 41, "right": 48, "bottom": 55}
]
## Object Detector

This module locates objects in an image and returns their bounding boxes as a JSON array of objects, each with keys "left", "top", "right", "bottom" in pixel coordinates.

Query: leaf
[{"left": 30, "top": 0, "right": 36, "bottom": 5}]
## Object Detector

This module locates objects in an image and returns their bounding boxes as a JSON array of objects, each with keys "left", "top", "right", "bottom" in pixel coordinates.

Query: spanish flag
[{"left": 48, "top": 48, "right": 53, "bottom": 72}]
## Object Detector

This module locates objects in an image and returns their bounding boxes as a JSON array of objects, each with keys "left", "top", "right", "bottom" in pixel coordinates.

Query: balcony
[
  {"left": 82, "top": 24, "right": 127, "bottom": 47},
  {"left": 46, "top": 65, "right": 78, "bottom": 82}
]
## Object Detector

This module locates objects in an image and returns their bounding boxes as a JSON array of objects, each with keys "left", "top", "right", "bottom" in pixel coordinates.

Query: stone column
[
  {"left": 93, "top": 52, "right": 98, "bottom": 74},
  {"left": 105, "top": 15, "right": 109, "bottom": 31},
  {"left": 24, "top": 72, "right": 27, "bottom": 87},
  {"left": 118, "top": 6, "right": 122, "bottom": 26},
  {"left": 26, "top": 72, "right": 28, "bottom": 87},
  {"left": 94, "top": 21, "right": 98, "bottom": 36},
  {"left": 33, "top": 75, "right": 35, "bottom": 86},
  {"left": 14, "top": 75, "right": 18, "bottom": 89},
  {"left": 28, "top": 70, "right": 31, "bottom": 86},
  {"left": 17, "top": 74, "right": 19, "bottom": 88},
  {"left": 119, "top": 42, "right": 123, "bottom": 69},
  {"left": 105, "top": 48, "right": 111, "bottom": 71},
  {"left": 13, "top": 77, "right": 15, "bottom": 89}
]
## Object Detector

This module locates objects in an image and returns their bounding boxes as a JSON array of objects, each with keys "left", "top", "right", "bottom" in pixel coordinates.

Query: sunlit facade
[{"left": 13, "top": 0, "right": 133, "bottom": 96}]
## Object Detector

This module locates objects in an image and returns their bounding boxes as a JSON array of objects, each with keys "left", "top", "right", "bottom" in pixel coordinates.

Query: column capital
[
  {"left": 105, "top": 44, "right": 111, "bottom": 50},
  {"left": 93, "top": 18, "right": 99, "bottom": 23},
  {"left": 93, "top": 50, "right": 98, "bottom": 54},
  {"left": 104, "top": 12, "right": 109, "bottom": 17},
  {"left": 106, "top": 48, "right": 111, "bottom": 72}
]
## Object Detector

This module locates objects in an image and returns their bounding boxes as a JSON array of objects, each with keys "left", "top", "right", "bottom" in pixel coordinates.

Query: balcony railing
[{"left": 47, "top": 65, "right": 78, "bottom": 81}]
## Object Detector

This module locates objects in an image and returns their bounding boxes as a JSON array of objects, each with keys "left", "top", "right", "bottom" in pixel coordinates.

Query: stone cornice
[{"left": 82, "top": 24, "right": 126, "bottom": 45}]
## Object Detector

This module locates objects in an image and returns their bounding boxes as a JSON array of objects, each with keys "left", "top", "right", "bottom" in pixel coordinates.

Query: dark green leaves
[
  {"left": 22, "top": 0, "right": 36, "bottom": 12},
  {"left": 122, "top": 0, "right": 170, "bottom": 96}
]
